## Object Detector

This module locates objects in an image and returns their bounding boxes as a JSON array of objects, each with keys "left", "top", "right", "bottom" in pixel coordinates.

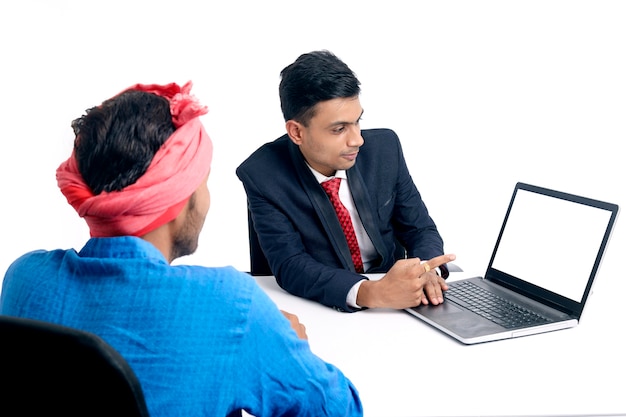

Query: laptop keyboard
[{"left": 445, "top": 281, "right": 552, "bottom": 329}]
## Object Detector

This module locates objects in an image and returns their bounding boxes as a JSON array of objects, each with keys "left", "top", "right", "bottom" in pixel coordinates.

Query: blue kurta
[{"left": 1, "top": 237, "right": 362, "bottom": 417}]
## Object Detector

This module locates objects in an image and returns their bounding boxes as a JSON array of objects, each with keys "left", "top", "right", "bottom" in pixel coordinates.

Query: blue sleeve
[{"left": 234, "top": 282, "right": 363, "bottom": 416}]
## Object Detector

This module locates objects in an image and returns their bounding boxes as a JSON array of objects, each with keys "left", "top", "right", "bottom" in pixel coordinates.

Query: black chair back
[
  {"left": 248, "top": 208, "right": 272, "bottom": 276},
  {"left": 0, "top": 315, "right": 150, "bottom": 417}
]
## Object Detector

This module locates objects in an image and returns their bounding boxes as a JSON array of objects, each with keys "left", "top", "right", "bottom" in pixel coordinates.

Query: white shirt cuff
[{"left": 347, "top": 279, "right": 366, "bottom": 309}]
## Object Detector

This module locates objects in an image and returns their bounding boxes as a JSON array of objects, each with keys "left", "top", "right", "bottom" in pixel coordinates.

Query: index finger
[{"left": 422, "top": 254, "right": 456, "bottom": 273}]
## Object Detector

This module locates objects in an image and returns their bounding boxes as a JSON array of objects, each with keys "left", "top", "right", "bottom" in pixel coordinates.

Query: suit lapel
[{"left": 347, "top": 166, "right": 390, "bottom": 265}]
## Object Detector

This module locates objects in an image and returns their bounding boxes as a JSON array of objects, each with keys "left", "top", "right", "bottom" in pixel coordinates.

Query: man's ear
[{"left": 285, "top": 120, "right": 304, "bottom": 145}]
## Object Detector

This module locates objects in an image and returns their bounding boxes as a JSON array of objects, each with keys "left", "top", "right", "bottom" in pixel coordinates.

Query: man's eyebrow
[{"left": 328, "top": 109, "right": 365, "bottom": 127}]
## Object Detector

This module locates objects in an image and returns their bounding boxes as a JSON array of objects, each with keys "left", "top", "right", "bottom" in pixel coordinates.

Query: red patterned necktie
[{"left": 321, "top": 178, "right": 364, "bottom": 273}]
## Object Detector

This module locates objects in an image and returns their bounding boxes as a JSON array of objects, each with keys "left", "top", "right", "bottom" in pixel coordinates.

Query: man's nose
[{"left": 347, "top": 126, "right": 364, "bottom": 147}]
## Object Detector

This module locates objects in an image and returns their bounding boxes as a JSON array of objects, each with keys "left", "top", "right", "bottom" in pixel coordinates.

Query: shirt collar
[{"left": 306, "top": 163, "right": 347, "bottom": 184}]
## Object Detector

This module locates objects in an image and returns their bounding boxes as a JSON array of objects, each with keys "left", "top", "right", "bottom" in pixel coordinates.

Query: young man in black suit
[{"left": 237, "top": 50, "right": 455, "bottom": 312}]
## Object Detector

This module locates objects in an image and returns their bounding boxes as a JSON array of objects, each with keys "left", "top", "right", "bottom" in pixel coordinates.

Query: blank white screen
[{"left": 491, "top": 189, "right": 611, "bottom": 302}]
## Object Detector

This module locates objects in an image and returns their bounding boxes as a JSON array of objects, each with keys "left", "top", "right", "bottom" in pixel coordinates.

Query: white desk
[{"left": 253, "top": 272, "right": 626, "bottom": 417}]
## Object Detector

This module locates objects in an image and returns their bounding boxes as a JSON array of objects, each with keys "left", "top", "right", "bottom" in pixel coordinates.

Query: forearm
[
  {"left": 276, "top": 256, "right": 361, "bottom": 311},
  {"left": 246, "top": 290, "right": 363, "bottom": 416}
]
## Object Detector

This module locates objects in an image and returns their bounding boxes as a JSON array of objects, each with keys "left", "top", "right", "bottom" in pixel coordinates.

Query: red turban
[{"left": 56, "top": 81, "right": 213, "bottom": 237}]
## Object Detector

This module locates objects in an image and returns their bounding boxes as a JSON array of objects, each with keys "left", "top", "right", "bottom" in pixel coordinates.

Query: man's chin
[
  {"left": 171, "top": 241, "right": 199, "bottom": 261},
  {"left": 338, "top": 158, "right": 357, "bottom": 170}
]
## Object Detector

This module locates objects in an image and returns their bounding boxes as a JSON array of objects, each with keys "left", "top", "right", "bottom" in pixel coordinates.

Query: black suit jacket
[{"left": 236, "top": 128, "right": 445, "bottom": 311}]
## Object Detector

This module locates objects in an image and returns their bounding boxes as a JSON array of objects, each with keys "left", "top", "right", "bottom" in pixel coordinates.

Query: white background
[
  {"left": 1, "top": 2, "right": 625, "bottom": 416},
  {"left": 1, "top": 1, "right": 624, "bottom": 314}
]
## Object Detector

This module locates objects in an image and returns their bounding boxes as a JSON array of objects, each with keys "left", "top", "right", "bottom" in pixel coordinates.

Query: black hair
[
  {"left": 279, "top": 50, "right": 361, "bottom": 125},
  {"left": 71, "top": 90, "right": 175, "bottom": 195}
]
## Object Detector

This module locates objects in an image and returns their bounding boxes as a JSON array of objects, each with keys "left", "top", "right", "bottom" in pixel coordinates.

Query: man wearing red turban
[{"left": 1, "top": 82, "right": 363, "bottom": 416}]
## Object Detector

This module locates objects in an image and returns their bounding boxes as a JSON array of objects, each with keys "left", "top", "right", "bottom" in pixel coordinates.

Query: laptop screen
[{"left": 489, "top": 184, "right": 616, "bottom": 305}]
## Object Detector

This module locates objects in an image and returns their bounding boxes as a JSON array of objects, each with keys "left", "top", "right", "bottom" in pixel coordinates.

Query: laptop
[{"left": 406, "top": 182, "right": 619, "bottom": 344}]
